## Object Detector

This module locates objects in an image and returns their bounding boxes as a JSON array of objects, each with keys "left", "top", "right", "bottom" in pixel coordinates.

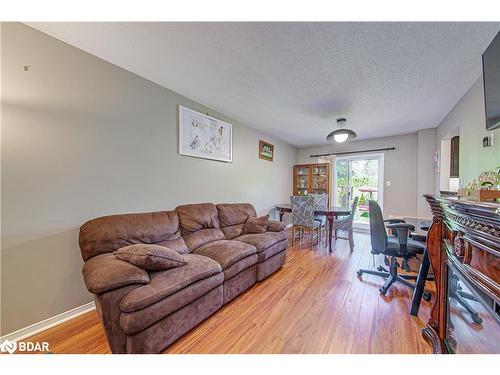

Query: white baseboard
[{"left": 0, "top": 301, "right": 96, "bottom": 342}]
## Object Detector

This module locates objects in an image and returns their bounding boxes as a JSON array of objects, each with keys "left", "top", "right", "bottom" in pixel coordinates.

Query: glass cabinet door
[
  {"left": 312, "top": 164, "right": 328, "bottom": 194},
  {"left": 295, "top": 166, "right": 310, "bottom": 195}
]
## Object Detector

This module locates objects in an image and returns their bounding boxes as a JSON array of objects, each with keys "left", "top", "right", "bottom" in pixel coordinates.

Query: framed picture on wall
[
  {"left": 178, "top": 105, "right": 233, "bottom": 162},
  {"left": 259, "top": 140, "right": 274, "bottom": 162}
]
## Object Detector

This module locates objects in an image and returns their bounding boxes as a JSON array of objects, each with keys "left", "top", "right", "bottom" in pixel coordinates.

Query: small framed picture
[{"left": 259, "top": 140, "right": 274, "bottom": 162}]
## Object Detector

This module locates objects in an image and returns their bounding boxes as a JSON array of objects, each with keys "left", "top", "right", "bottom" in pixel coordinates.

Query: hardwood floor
[{"left": 25, "top": 231, "right": 433, "bottom": 354}]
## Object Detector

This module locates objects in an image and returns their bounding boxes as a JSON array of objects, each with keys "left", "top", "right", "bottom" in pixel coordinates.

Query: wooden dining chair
[{"left": 290, "top": 195, "right": 322, "bottom": 248}]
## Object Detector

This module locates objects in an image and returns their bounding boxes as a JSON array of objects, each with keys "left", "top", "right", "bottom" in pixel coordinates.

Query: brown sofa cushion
[
  {"left": 79, "top": 210, "right": 188, "bottom": 261},
  {"left": 120, "top": 273, "right": 224, "bottom": 335},
  {"left": 124, "top": 286, "right": 223, "bottom": 354},
  {"left": 267, "top": 220, "right": 286, "bottom": 232},
  {"left": 217, "top": 203, "right": 258, "bottom": 239},
  {"left": 82, "top": 253, "right": 150, "bottom": 294},
  {"left": 234, "top": 231, "right": 287, "bottom": 252},
  {"left": 182, "top": 228, "right": 225, "bottom": 252},
  {"left": 223, "top": 254, "right": 258, "bottom": 280},
  {"left": 119, "top": 254, "right": 222, "bottom": 312},
  {"left": 216, "top": 203, "right": 257, "bottom": 227},
  {"left": 258, "top": 239, "right": 288, "bottom": 262},
  {"left": 114, "top": 244, "right": 186, "bottom": 271},
  {"left": 176, "top": 203, "right": 221, "bottom": 234},
  {"left": 221, "top": 223, "right": 246, "bottom": 240},
  {"left": 244, "top": 215, "right": 269, "bottom": 234},
  {"left": 193, "top": 240, "right": 257, "bottom": 270},
  {"left": 176, "top": 203, "right": 225, "bottom": 251}
]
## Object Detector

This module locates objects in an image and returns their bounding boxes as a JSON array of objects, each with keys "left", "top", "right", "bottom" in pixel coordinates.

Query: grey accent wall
[
  {"left": 0, "top": 23, "right": 298, "bottom": 335},
  {"left": 435, "top": 78, "right": 500, "bottom": 193},
  {"left": 298, "top": 133, "right": 422, "bottom": 219}
]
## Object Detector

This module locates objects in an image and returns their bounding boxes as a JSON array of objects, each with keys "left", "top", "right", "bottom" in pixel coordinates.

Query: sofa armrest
[
  {"left": 267, "top": 220, "right": 286, "bottom": 232},
  {"left": 82, "top": 253, "right": 150, "bottom": 294}
]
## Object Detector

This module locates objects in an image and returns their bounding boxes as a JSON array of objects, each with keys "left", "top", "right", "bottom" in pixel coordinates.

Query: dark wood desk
[
  {"left": 387, "top": 216, "right": 431, "bottom": 240},
  {"left": 274, "top": 203, "right": 350, "bottom": 253},
  {"left": 404, "top": 218, "right": 433, "bottom": 317},
  {"left": 388, "top": 216, "right": 433, "bottom": 316}
]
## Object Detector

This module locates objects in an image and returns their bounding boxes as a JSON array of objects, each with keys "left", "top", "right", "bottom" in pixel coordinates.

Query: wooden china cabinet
[
  {"left": 423, "top": 195, "right": 499, "bottom": 354},
  {"left": 293, "top": 163, "right": 330, "bottom": 201}
]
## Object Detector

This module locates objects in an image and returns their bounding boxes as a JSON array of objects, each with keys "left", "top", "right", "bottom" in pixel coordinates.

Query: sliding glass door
[{"left": 333, "top": 154, "right": 384, "bottom": 228}]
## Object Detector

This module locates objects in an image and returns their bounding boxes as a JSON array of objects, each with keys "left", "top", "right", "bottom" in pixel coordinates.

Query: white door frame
[{"left": 331, "top": 153, "right": 385, "bottom": 228}]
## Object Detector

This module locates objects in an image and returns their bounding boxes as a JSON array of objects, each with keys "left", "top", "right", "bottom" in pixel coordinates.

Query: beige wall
[
  {"left": 416, "top": 128, "right": 437, "bottom": 219},
  {"left": 0, "top": 23, "right": 3, "bottom": 338},
  {"left": 0, "top": 23, "right": 298, "bottom": 335},
  {"left": 435, "top": 78, "right": 500, "bottom": 193},
  {"left": 298, "top": 133, "right": 421, "bottom": 219}
]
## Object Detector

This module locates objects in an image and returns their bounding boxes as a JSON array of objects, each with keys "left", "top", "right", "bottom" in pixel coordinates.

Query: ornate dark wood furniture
[
  {"left": 274, "top": 203, "right": 350, "bottom": 252},
  {"left": 423, "top": 195, "right": 500, "bottom": 354}
]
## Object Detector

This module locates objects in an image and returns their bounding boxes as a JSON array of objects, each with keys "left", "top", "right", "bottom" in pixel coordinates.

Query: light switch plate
[
  {"left": 483, "top": 132, "right": 495, "bottom": 147},
  {"left": 386, "top": 180, "right": 391, "bottom": 187}
]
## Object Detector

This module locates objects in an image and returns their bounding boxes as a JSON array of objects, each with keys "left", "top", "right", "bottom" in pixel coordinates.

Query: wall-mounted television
[{"left": 482, "top": 30, "right": 500, "bottom": 130}]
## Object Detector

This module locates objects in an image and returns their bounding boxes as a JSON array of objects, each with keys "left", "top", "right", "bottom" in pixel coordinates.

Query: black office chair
[
  {"left": 357, "top": 200, "right": 431, "bottom": 300},
  {"left": 448, "top": 270, "right": 483, "bottom": 324}
]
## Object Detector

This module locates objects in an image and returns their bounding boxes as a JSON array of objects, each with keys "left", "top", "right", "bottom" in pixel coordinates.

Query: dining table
[{"left": 274, "top": 203, "right": 351, "bottom": 252}]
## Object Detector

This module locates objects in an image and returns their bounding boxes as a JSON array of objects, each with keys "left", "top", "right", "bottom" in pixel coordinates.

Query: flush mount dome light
[{"left": 326, "top": 118, "right": 357, "bottom": 143}]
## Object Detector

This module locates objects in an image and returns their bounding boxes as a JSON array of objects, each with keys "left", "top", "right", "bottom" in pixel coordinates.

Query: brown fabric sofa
[{"left": 79, "top": 203, "right": 288, "bottom": 354}]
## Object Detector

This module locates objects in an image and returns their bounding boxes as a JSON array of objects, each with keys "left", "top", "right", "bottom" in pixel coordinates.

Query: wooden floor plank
[{"left": 21, "top": 231, "right": 433, "bottom": 354}]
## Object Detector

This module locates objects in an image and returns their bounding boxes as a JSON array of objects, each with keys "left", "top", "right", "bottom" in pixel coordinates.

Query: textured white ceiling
[{"left": 27, "top": 22, "right": 500, "bottom": 147}]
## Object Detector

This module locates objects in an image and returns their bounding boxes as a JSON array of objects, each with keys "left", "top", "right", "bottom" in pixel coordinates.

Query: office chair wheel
[
  {"left": 422, "top": 291, "right": 432, "bottom": 302},
  {"left": 402, "top": 259, "right": 411, "bottom": 272},
  {"left": 357, "top": 270, "right": 363, "bottom": 277},
  {"left": 377, "top": 266, "right": 384, "bottom": 272},
  {"left": 471, "top": 313, "right": 483, "bottom": 325},
  {"left": 379, "top": 287, "right": 388, "bottom": 296}
]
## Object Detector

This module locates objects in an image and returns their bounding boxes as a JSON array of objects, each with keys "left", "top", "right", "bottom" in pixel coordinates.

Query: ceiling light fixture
[{"left": 326, "top": 118, "right": 357, "bottom": 143}]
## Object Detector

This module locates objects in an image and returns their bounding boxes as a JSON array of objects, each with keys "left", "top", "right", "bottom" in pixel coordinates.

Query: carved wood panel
[{"left": 423, "top": 195, "right": 500, "bottom": 354}]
